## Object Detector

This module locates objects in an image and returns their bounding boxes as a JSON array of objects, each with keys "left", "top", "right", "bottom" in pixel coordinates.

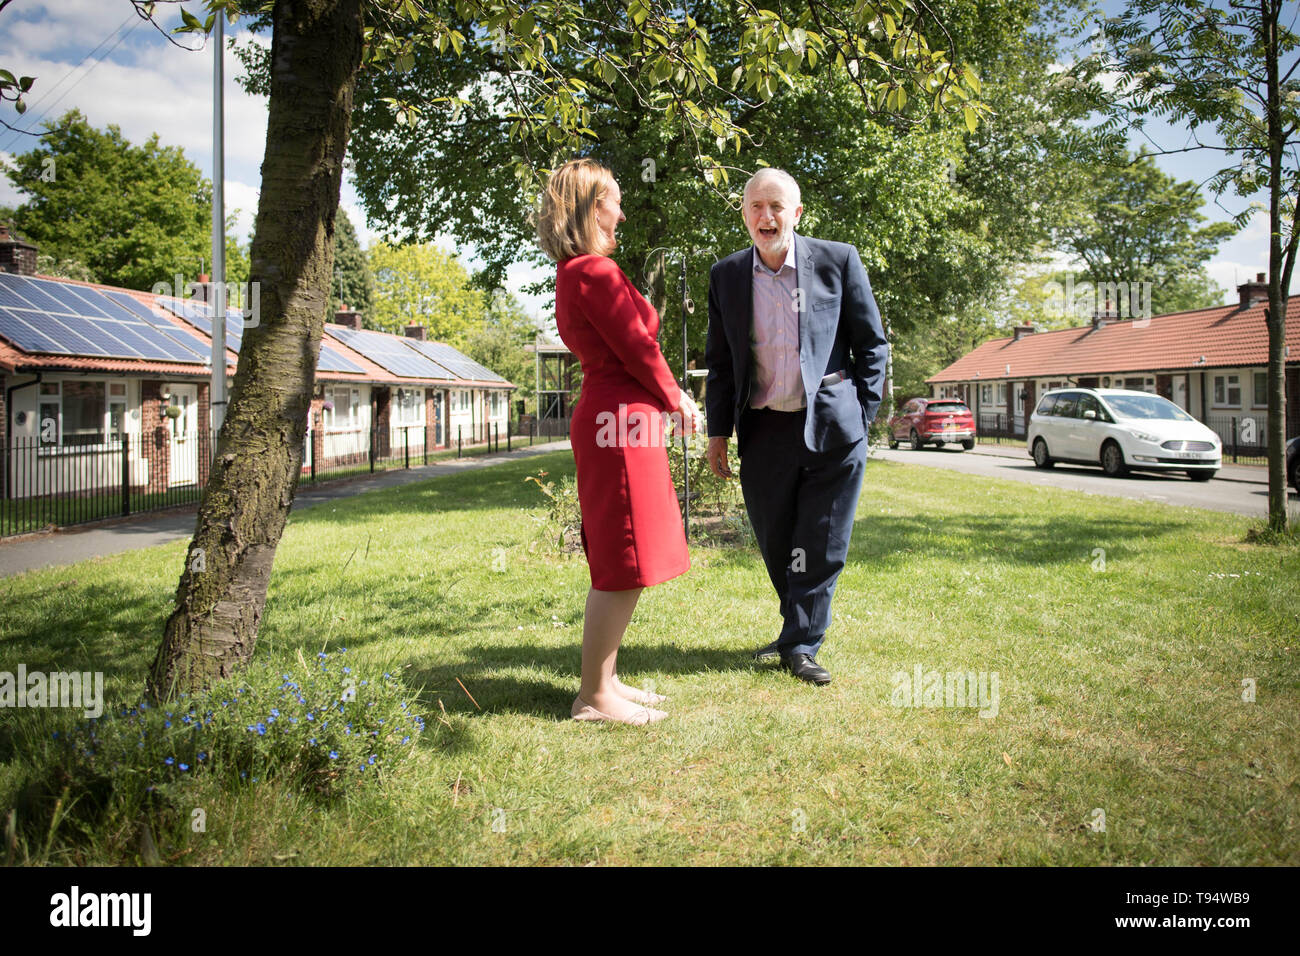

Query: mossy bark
[{"left": 149, "top": 0, "right": 363, "bottom": 699}]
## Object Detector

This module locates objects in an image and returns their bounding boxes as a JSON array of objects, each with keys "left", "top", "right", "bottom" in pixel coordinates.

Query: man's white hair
[{"left": 743, "top": 167, "right": 802, "bottom": 207}]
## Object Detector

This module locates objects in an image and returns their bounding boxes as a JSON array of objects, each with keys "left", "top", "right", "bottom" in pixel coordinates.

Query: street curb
[{"left": 870, "top": 442, "right": 1270, "bottom": 486}]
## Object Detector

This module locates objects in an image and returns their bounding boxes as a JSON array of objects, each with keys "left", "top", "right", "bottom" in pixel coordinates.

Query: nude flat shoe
[
  {"left": 571, "top": 696, "right": 667, "bottom": 726},
  {"left": 618, "top": 685, "right": 668, "bottom": 705}
]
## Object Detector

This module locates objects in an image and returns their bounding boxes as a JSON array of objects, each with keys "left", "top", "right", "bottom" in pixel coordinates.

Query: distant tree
[
  {"left": 331, "top": 206, "right": 374, "bottom": 317},
  {"left": 1058, "top": 149, "right": 1237, "bottom": 317},
  {"left": 1078, "top": 0, "right": 1300, "bottom": 530},
  {"left": 34, "top": 252, "right": 97, "bottom": 283},
  {"left": 460, "top": 290, "right": 540, "bottom": 404},
  {"left": 367, "top": 241, "right": 485, "bottom": 344},
  {"left": 2, "top": 109, "right": 218, "bottom": 291}
]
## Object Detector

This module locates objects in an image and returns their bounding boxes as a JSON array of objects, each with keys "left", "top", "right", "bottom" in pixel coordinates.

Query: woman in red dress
[{"left": 538, "top": 158, "right": 702, "bottom": 726}]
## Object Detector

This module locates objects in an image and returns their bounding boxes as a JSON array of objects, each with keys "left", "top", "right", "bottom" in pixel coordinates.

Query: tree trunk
[
  {"left": 1263, "top": 0, "right": 1291, "bottom": 531},
  {"left": 149, "top": 0, "right": 363, "bottom": 699}
]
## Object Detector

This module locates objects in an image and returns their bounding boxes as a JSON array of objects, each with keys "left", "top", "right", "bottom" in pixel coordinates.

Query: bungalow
[
  {"left": 925, "top": 274, "right": 1300, "bottom": 450},
  {"left": 0, "top": 225, "right": 513, "bottom": 503}
]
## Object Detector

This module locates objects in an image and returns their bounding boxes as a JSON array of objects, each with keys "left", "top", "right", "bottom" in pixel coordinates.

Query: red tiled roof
[{"left": 927, "top": 295, "right": 1300, "bottom": 383}]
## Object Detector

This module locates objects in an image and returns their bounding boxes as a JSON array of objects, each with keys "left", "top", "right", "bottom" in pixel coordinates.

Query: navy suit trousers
[{"left": 738, "top": 407, "right": 866, "bottom": 658}]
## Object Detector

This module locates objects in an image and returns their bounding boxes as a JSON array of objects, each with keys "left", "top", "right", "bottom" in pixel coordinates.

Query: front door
[
  {"left": 168, "top": 385, "right": 199, "bottom": 486},
  {"left": 1020, "top": 381, "right": 1035, "bottom": 436}
]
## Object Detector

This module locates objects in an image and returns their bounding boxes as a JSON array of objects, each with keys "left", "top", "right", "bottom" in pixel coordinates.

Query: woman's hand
[{"left": 671, "top": 392, "right": 704, "bottom": 437}]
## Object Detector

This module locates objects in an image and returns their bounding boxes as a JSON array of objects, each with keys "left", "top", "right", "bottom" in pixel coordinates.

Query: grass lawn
[{"left": 1, "top": 450, "right": 1297, "bottom": 865}]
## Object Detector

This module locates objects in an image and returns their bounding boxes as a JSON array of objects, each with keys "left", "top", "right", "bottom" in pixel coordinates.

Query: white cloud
[
  {"left": 1207, "top": 259, "right": 1265, "bottom": 301},
  {"left": 0, "top": 28, "right": 269, "bottom": 174},
  {"left": 2, "top": 0, "right": 142, "bottom": 59},
  {"left": 222, "top": 178, "right": 260, "bottom": 246},
  {"left": 0, "top": 151, "right": 25, "bottom": 208}
]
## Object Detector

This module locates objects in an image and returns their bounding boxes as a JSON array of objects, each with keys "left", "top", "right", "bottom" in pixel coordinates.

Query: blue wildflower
[
  {"left": 164, "top": 757, "right": 175, "bottom": 766},
  {"left": 328, "top": 750, "right": 339, "bottom": 760}
]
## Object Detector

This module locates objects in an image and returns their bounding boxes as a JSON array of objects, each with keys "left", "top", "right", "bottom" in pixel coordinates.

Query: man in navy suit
[{"left": 705, "top": 168, "right": 889, "bottom": 685}]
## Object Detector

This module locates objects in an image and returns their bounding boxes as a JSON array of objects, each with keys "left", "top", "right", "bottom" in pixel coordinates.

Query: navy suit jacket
[{"left": 705, "top": 233, "right": 889, "bottom": 454}]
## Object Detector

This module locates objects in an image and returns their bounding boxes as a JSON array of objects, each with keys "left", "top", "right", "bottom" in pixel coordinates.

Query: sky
[{"left": 0, "top": 0, "right": 1287, "bottom": 322}]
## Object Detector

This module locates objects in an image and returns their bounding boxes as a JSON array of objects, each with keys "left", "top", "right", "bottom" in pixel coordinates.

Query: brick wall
[{"left": 197, "top": 381, "right": 212, "bottom": 486}]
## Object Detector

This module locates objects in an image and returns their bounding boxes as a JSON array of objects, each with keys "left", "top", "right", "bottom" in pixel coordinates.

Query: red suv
[{"left": 887, "top": 398, "right": 977, "bottom": 450}]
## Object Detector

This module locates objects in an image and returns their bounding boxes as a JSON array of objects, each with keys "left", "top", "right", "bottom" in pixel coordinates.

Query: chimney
[
  {"left": 1091, "top": 292, "right": 1119, "bottom": 330},
  {"left": 189, "top": 272, "right": 212, "bottom": 303},
  {"left": 1237, "top": 272, "right": 1268, "bottom": 308},
  {"left": 334, "top": 305, "right": 363, "bottom": 330},
  {"left": 0, "top": 222, "right": 38, "bottom": 276},
  {"left": 1012, "top": 323, "right": 1035, "bottom": 342},
  {"left": 404, "top": 324, "right": 428, "bottom": 341}
]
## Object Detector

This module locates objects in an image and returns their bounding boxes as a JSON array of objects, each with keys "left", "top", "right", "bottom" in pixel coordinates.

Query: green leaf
[
  {"left": 963, "top": 104, "right": 978, "bottom": 133},
  {"left": 514, "top": 11, "right": 535, "bottom": 37}
]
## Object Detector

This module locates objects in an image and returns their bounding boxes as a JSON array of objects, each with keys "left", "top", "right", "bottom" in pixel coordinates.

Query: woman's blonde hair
[{"left": 536, "top": 158, "right": 616, "bottom": 262}]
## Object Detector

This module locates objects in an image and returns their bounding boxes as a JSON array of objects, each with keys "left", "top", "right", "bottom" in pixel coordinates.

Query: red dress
[{"left": 555, "top": 254, "right": 690, "bottom": 590}]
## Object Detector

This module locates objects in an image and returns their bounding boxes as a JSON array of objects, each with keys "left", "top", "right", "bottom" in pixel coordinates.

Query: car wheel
[
  {"left": 910, "top": 429, "right": 924, "bottom": 450},
  {"left": 1100, "top": 440, "right": 1128, "bottom": 477},
  {"left": 1186, "top": 470, "right": 1215, "bottom": 482},
  {"left": 961, "top": 439, "right": 974, "bottom": 451},
  {"left": 1032, "top": 438, "right": 1054, "bottom": 469}
]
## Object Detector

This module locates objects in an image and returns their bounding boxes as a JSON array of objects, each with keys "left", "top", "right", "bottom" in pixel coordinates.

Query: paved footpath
[{"left": 0, "top": 440, "right": 572, "bottom": 578}]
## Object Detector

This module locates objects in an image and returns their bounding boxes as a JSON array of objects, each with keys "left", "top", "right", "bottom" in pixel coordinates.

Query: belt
[{"left": 820, "top": 369, "right": 848, "bottom": 387}]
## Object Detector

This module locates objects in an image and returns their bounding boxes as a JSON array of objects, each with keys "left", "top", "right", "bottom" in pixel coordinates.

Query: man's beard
[{"left": 753, "top": 226, "right": 792, "bottom": 256}]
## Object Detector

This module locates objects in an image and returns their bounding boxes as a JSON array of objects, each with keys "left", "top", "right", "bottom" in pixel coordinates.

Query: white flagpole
[{"left": 210, "top": 14, "right": 227, "bottom": 434}]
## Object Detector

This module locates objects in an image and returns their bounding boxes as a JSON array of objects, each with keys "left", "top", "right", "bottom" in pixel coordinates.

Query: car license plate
[{"left": 1174, "top": 451, "right": 1212, "bottom": 459}]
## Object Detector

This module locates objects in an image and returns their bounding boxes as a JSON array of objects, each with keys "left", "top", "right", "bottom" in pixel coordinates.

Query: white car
[{"left": 1027, "top": 388, "right": 1221, "bottom": 481}]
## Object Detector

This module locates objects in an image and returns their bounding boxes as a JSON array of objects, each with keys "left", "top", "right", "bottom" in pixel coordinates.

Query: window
[
  {"left": 996, "top": 383, "right": 1008, "bottom": 406},
  {"left": 1213, "top": 374, "right": 1241, "bottom": 407},
  {"left": 1053, "top": 392, "right": 1080, "bottom": 419},
  {"left": 490, "top": 391, "right": 501, "bottom": 415},
  {"left": 329, "top": 386, "right": 361, "bottom": 428},
  {"left": 1077, "top": 394, "right": 1105, "bottom": 421},
  {"left": 36, "top": 380, "right": 119, "bottom": 448},
  {"left": 395, "top": 388, "right": 423, "bottom": 425},
  {"left": 1036, "top": 395, "right": 1058, "bottom": 416},
  {"left": 1253, "top": 371, "right": 1268, "bottom": 407},
  {"left": 460, "top": 390, "right": 470, "bottom": 411}
]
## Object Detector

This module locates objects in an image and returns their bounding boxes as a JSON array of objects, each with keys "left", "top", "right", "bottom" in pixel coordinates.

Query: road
[{"left": 870, "top": 444, "right": 1293, "bottom": 518}]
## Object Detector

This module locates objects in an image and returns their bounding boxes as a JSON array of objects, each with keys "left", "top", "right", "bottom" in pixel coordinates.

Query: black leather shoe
[
  {"left": 753, "top": 639, "right": 782, "bottom": 661},
  {"left": 781, "top": 653, "right": 831, "bottom": 685}
]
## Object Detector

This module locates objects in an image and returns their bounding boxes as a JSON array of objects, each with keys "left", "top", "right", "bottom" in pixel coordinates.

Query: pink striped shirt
[{"left": 749, "top": 239, "right": 804, "bottom": 411}]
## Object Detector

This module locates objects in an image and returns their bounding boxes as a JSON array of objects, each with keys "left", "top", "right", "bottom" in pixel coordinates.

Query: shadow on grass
[
  {"left": 701, "top": 510, "right": 1190, "bottom": 571},
  {"left": 404, "top": 641, "right": 752, "bottom": 727},
  {"left": 289, "top": 452, "right": 575, "bottom": 528}
]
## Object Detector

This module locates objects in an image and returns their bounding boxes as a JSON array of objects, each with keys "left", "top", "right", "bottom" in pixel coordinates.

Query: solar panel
[
  {"left": 0, "top": 308, "right": 71, "bottom": 353},
  {"left": 155, "top": 296, "right": 246, "bottom": 352},
  {"left": 325, "top": 325, "right": 455, "bottom": 379},
  {"left": 0, "top": 283, "right": 33, "bottom": 310},
  {"left": 0, "top": 274, "right": 210, "bottom": 363},
  {"left": 7, "top": 276, "right": 69, "bottom": 313},
  {"left": 102, "top": 292, "right": 212, "bottom": 360},
  {"left": 406, "top": 339, "right": 507, "bottom": 382},
  {"left": 318, "top": 342, "right": 365, "bottom": 373},
  {"left": 40, "top": 313, "right": 124, "bottom": 357}
]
